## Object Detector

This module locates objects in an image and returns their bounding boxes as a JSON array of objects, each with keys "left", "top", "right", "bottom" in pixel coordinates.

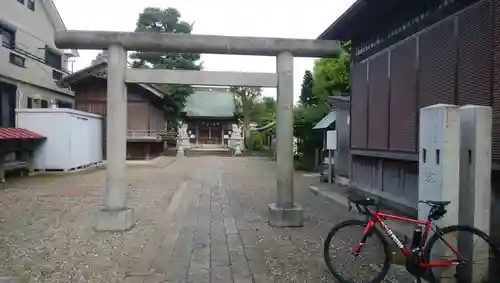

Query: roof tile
[
  {"left": 0, "top": 128, "right": 46, "bottom": 140},
  {"left": 184, "top": 88, "right": 236, "bottom": 118}
]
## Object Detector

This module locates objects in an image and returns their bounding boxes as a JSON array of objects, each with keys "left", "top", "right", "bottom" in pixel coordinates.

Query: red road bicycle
[{"left": 324, "top": 197, "right": 500, "bottom": 283}]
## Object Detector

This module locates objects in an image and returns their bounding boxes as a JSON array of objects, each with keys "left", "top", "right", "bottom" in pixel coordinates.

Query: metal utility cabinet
[{"left": 16, "top": 108, "right": 103, "bottom": 171}]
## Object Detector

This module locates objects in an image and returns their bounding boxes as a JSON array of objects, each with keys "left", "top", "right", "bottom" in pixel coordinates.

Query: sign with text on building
[{"left": 326, "top": 130, "right": 337, "bottom": 150}]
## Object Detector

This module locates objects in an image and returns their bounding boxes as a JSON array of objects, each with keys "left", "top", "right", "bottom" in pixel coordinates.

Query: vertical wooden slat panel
[
  {"left": 418, "top": 18, "right": 456, "bottom": 108},
  {"left": 75, "top": 101, "right": 106, "bottom": 116},
  {"left": 389, "top": 39, "right": 418, "bottom": 152},
  {"left": 127, "top": 102, "right": 149, "bottom": 131},
  {"left": 367, "top": 52, "right": 390, "bottom": 150},
  {"left": 457, "top": 0, "right": 492, "bottom": 106},
  {"left": 149, "top": 106, "right": 165, "bottom": 131},
  {"left": 351, "top": 62, "right": 368, "bottom": 149},
  {"left": 492, "top": 0, "right": 500, "bottom": 160}
]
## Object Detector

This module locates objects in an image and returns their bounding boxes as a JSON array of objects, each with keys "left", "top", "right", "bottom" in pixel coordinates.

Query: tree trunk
[{"left": 243, "top": 115, "right": 251, "bottom": 149}]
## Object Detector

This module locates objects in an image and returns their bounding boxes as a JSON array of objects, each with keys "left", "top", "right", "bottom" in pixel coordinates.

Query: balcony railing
[
  {"left": 127, "top": 130, "right": 169, "bottom": 142},
  {"left": 127, "top": 130, "right": 166, "bottom": 136},
  {"left": 1, "top": 41, "right": 72, "bottom": 74}
]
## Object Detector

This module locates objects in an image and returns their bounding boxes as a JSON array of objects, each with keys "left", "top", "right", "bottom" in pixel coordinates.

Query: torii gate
[{"left": 55, "top": 31, "right": 340, "bottom": 231}]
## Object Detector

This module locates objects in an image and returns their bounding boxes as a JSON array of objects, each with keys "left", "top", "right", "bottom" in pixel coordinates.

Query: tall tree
[
  {"left": 230, "top": 86, "right": 263, "bottom": 146},
  {"left": 293, "top": 42, "right": 352, "bottom": 170},
  {"left": 129, "top": 7, "right": 203, "bottom": 125},
  {"left": 261, "top": 96, "right": 276, "bottom": 116},
  {"left": 312, "top": 41, "right": 351, "bottom": 97},
  {"left": 299, "top": 70, "right": 316, "bottom": 106},
  {"left": 254, "top": 96, "right": 276, "bottom": 128}
]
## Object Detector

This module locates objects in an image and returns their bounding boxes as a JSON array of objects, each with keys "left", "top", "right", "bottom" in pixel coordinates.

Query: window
[
  {"left": 0, "top": 83, "right": 17, "bottom": 127},
  {"left": 0, "top": 25, "right": 15, "bottom": 47},
  {"left": 27, "top": 0, "right": 35, "bottom": 11},
  {"left": 45, "top": 48, "right": 62, "bottom": 69},
  {"left": 57, "top": 100, "right": 72, "bottom": 109},
  {"left": 17, "top": 0, "right": 25, "bottom": 4},
  {"left": 41, "top": 99, "right": 48, "bottom": 108},
  {"left": 27, "top": 97, "right": 33, "bottom": 108},
  {"left": 52, "top": 70, "right": 63, "bottom": 80},
  {"left": 9, "top": 52, "right": 26, "bottom": 67}
]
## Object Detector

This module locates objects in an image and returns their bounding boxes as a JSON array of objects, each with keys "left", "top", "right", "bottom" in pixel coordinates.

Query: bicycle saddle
[{"left": 419, "top": 200, "right": 451, "bottom": 207}]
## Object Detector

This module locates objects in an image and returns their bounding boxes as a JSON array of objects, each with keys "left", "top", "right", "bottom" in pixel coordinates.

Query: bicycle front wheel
[
  {"left": 324, "top": 219, "right": 391, "bottom": 283},
  {"left": 423, "top": 225, "right": 500, "bottom": 283}
]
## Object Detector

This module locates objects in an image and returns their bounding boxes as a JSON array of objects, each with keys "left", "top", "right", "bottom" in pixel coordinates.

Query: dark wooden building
[
  {"left": 182, "top": 87, "right": 239, "bottom": 147},
  {"left": 319, "top": 0, "right": 500, "bottom": 225},
  {"left": 327, "top": 96, "right": 351, "bottom": 184},
  {"left": 59, "top": 63, "right": 177, "bottom": 160}
]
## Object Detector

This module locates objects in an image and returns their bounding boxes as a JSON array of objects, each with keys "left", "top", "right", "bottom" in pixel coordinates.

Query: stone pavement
[{"left": 0, "top": 156, "right": 416, "bottom": 282}]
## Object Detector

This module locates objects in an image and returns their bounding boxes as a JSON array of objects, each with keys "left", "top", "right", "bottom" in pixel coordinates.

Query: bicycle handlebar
[{"left": 347, "top": 197, "right": 378, "bottom": 216}]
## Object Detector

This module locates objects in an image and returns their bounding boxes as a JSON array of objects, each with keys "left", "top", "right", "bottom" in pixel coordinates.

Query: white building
[{"left": 0, "top": 0, "right": 78, "bottom": 127}]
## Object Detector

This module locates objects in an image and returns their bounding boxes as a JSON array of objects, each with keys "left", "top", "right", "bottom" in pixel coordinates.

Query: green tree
[
  {"left": 261, "top": 96, "right": 277, "bottom": 114},
  {"left": 299, "top": 70, "right": 317, "bottom": 106},
  {"left": 312, "top": 41, "right": 351, "bottom": 97},
  {"left": 293, "top": 42, "right": 352, "bottom": 170},
  {"left": 254, "top": 96, "right": 276, "bottom": 127},
  {"left": 129, "top": 7, "right": 203, "bottom": 126},
  {"left": 293, "top": 104, "right": 329, "bottom": 170},
  {"left": 246, "top": 96, "right": 277, "bottom": 152},
  {"left": 230, "top": 86, "right": 263, "bottom": 146}
]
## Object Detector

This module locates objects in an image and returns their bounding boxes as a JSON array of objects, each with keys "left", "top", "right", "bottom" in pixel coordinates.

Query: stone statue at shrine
[
  {"left": 177, "top": 123, "right": 190, "bottom": 156},
  {"left": 231, "top": 124, "right": 240, "bottom": 136},
  {"left": 229, "top": 124, "right": 244, "bottom": 155},
  {"left": 179, "top": 123, "right": 189, "bottom": 139}
]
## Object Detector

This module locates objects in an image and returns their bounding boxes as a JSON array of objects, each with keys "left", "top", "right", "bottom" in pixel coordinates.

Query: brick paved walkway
[{"left": 0, "top": 156, "right": 416, "bottom": 282}]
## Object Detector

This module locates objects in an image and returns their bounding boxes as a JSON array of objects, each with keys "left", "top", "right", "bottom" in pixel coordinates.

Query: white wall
[
  {"left": 16, "top": 108, "right": 103, "bottom": 170},
  {"left": 0, "top": 0, "right": 74, "bottom": 96}
]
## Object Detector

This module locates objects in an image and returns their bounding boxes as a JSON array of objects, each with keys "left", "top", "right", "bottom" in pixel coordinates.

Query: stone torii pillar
[
  {"left": 268, "top": 51, "right": 303, "bottom": 226},
  {"left": 55, "top": 31, "right": 340, "bottom": 230},
  {"left": 94, "top": 44, "right": 135, "bottom": 231}
]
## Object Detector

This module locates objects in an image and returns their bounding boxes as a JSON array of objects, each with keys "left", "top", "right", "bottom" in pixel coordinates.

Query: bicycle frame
[{"left": 353, "top": 210, "right": 464, "bottom": 268}]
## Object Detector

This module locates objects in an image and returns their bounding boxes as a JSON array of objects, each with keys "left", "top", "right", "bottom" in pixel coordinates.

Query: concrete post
[
  {"left": 418, "top": 104, "right": 460, "bottom": 281},
  {"left": 418, "top": 104, "right": 460, "bottom": 222},
  {"left": 459, "top": 105, "right": 492, "bottom": 231},
  {"left": 268, "top": 51, "right": 303, "bottom": 227},
  {"left": 94, "top": 44, "right": 135, "bottom": 232},
  {"left": 459, "top": 105, "right": 492, "bottom": 281}
]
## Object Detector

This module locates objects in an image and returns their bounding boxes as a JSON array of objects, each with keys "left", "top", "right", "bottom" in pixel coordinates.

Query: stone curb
[{"left": 309, "top": 185, "right": 413, "bottom": 239}]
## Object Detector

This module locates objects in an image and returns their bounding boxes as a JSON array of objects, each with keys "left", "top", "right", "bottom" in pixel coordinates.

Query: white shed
[{"left": 15, "top": 108, "right": 103, "bottom": 171}]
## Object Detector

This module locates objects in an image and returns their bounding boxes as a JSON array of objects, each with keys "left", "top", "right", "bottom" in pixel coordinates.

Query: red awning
[{"left": 0, "top": 128, "right": 45, "bottom": 140}]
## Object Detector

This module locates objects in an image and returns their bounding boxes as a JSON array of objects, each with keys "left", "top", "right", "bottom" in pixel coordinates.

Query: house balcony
[
  {"left": 127, "top": 130, "right": 167, "bottom": 142},
  {"left": 0, "top": 42, "right": 73, "bottom": 95}
]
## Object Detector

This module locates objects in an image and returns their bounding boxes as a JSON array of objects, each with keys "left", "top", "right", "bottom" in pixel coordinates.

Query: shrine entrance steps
[{"left": 187, "top": 144, "right": 232, "bottom": 157}]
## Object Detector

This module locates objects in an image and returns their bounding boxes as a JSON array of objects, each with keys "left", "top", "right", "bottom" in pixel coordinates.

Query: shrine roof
[{"left": 183, "top": 87, "right": 236, "bottom": 118}]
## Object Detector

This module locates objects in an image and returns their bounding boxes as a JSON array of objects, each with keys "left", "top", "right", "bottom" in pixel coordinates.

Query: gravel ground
[
  {"left": 0, "top": 159, "right": 186, "bottom": 283},
  {"left": 0, "top": 156, "right": 416, "bottom": 283}
]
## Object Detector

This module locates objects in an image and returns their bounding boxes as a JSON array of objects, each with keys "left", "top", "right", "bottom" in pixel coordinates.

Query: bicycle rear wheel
[
  {"left": 324, "top": 219, "right": 391, "bottom": 283},
  {"left": 423, "top": 225, "right": 500, "bottom": 283}
]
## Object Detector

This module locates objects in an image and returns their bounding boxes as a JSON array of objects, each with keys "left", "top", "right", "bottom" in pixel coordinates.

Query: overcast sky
[{"left": 53, "top": 0, "right": 354, "bottom": 100}]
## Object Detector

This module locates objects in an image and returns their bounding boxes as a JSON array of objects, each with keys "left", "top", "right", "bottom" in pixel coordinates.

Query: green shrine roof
[
  {"left": 313, "top": 110, "right": 337, "bottom": 130},
  {"left": 183, "top": 88, "right": 237, "bottom": 118}
]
